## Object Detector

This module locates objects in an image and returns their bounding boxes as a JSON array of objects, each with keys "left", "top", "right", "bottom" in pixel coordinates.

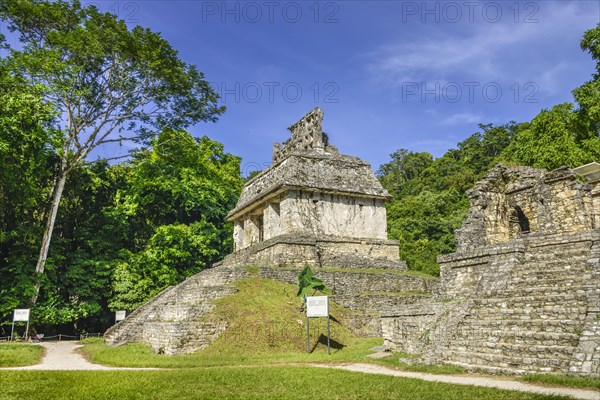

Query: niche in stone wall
[
  {"left": 257, "top": 215, "right": 264, "bottom": 242},
  {"left": 509, "top": 206, "right": 530, "bottom": 237}
]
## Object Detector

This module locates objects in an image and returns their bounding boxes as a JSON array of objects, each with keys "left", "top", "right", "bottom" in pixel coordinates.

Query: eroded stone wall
[
  {"left": 257, "top": 266, "right": 440, "bottom": 337},
  {"left": 104, "top": 266, "right": 251, "bottom": 354},
  {"left": 382, "top": 165, "right": 600, "bottom": 377},
  {"left": 281, "top": 190, "right": 388, "bottom": 239},
  {"left": 456, "top": 165, "right": 596, "bottom": 251},
  {"left": 221, "top": 234, "right": 404, "bottom": 270}
]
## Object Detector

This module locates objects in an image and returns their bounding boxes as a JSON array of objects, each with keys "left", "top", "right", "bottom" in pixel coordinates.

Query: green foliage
[
  {"left": 0, "top": 129, "right": 242, "bottom": 331},
  {"left": 380, "top": 123, "right": 516, "bottom": 275},
  {"left": 381, "top": 25, "right": 600, "bottom": 275},
  {"left": 0, "top": 0, "right": 224, "bottom": 150},
  {"left": 109, "top": 131, "right": 242, "bottom": 311},
  {"left": 501, "top": 103, "right": 599, "bottom": 169},
  {"left": 109, "top": 221, "right": 221, "bottom": 311},
  {"left": 502, "top": 24, "right": 600, "bottom": 170},
  {"left": 296, "top": 267, "right": 330, "bottom": 298},
  {"left": 0, "top": 0, "right": 225, "bottom": 316},
  {"left": 0, "top": 66, "right": 57, "bottom": 321}
]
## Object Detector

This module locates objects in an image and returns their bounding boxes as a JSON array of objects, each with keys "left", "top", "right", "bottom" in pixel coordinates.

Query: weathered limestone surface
[
  {"left": 257, "top": 266, "right": 439, "bottom": 336},
  {"left": 228, "top": 108, "right": 391, "bottom": 251},
  {"left": 456, "top": 165, "right": 596, "bottom": 251},
  {"left": 104, "top": 266, "right": 250, "bottom": 354},
  {"left": 105, "top": 108, "right": 435, "bottom": 353},
  {"left": 382, "top": 165, "right": 600, "bottom": 377},
  {"left": 105, "top": 116, "right": 599, "bottom": 376},
  {"left": 221, "top": 234, "right": 404, "bottom": 270}
]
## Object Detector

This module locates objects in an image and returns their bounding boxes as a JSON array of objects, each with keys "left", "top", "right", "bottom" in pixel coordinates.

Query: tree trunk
[{"left": 31, "top": 166, "right": 68, "bottom": 305}]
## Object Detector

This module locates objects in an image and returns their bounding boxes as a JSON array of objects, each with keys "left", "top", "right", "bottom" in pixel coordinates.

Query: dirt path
[
  {"left": 3, "top": 343, "right": 598, "bottom": 399},
  {"left": 314, "top": 363, "right": 599, "bottom": 400},
  {"left": 4, "top": 341, "right": 158, "bottom": 371}
]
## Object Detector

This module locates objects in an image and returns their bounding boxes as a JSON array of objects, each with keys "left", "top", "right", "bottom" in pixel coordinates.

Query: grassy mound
[
  {"left": 82, "top": 278, "right": 384, "bottom": 368},
  {"left": 200, "top": 278, "right": 362, "bottom": 355}
]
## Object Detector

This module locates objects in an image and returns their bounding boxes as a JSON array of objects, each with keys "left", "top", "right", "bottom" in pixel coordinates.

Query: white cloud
[
  {"left": 439, "top": 112, "right": 485, "bottom": 126},
  {"left": 365, "top": 2, "right": 599, "bottom": 87}
]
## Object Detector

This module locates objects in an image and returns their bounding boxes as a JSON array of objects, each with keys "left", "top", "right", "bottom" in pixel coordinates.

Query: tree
[
  {"left": 573, "top": 24, "right": 600, "bottom": 138},
  {"left": 0, "top": 0, "right": 224, "bottom": 303},
  {"left": 296, "top": 266, "right": 329, "bottom": 299},
  {"left": 108, "top": 130, "right": 242, "bottom": 311},
  {"left": 377, "top": 150, "right": 433, "bottom": 197},
  {"left": 502, "top": 25, "right": 600, "bottom": 169},
  {"left": 0, "top": 61, "right": 58, "bottom": 321},
  {"left": 379, "top": 123, "right": 517, "bottom": 275}
]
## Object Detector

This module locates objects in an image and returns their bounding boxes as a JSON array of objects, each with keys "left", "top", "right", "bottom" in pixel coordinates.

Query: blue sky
[{"left": 25, "top": 1, "right": 600, "bottom": 173}]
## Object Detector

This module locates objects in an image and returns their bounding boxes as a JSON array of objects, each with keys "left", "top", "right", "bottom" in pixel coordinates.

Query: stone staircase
[
  {"left": 104, "top": 265, "right": 250, "bottom": 354},
  {"left": 439, "top": 232, "right": 599, "bottom": 375}
]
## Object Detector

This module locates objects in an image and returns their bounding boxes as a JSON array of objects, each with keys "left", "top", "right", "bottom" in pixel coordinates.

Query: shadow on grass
[{"left": 310, "top": 334, "right": 345, "bottom": 353}]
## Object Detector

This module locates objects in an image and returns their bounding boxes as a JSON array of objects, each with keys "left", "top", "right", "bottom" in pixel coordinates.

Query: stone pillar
[
  {"left": 244, "top": 217, "right": 259, "bottom": 247},
  {"left": 233, "top": 221, "right": 244, "bottom": 251},
  {"left": 263, "top": 202, "right": 281, "bottom": 240}
]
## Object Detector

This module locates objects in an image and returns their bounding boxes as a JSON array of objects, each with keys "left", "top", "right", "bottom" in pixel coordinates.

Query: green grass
[
  {"left": 81, "top": 278, "right": 386, "bottom": 368},
  {"left": 0, "top": 343, "right": 44, "bottom": 367},
  {"left": 522, "top": 373, "right": 600, "bottom": 390},
  {"left": 75, "top": 277, "right": 595, "bottom": 398},
  {"left": 0, "top": 367, "right": 572, "bottom": 400},
  {"left": 81, "top": 278, "right": 464, "bottom": 374},
  {"left": 80, "top": 278, "right": 468, "bottom": 377}
]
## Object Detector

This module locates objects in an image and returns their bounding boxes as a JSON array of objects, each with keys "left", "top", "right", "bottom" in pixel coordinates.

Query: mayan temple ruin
[
  {"left": 105, "top": 109, "right": 599, "bottom": 378},
  {"left": 382, "top": 164, "right": 600, "bottom": 377}
]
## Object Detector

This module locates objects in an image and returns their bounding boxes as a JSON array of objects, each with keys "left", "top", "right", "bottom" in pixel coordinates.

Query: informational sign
[
  {"left": 306, "top": 296, "right": 329, "bottom": 318},
  {"left": 11, "top": 309, "right": 30, "bottom": 340},
  {"left": 13, "top": 309, "right": 30, "bottom": 322},
  {"left": 115, "top": 310, "right": 126, "bottom": 322}
]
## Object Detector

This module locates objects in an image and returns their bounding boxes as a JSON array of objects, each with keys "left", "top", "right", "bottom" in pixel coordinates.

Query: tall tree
[
  {"left": 0, "top": 0, "right": 224, "bottom": 303},
  {"left": 109, "top": 130, "right": 243, "bottom": 311},
  {"left": 502, "top": 24, "right": 600, "bottom": 169},
  {"left": 0, "top": 63, "right": 56, "bottom": 318},
  {"left": 379, "top": 123, "right": 517, "bottom": 275}
]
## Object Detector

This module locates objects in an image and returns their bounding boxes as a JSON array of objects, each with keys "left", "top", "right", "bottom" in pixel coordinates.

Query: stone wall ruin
[
  {"left": 382, "top": 165, "right": 600, "bottom": 377},
  {"left": 105, "top": 109, "right": 600, "bottom": 378}
]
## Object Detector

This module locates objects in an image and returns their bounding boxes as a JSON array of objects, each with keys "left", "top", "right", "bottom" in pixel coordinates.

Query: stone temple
[
  {"left": 105, "top": 108, "right": 435, "bottom": 353},
  {"left": 223, "top": 107, "right": 402, "bottom": 269},
  {"left": 105, "top": 109, "right": 599, "bottom": 378}
]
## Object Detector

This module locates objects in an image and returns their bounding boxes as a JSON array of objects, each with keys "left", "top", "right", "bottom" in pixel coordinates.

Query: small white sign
[
  {"left": 13, "top": 309, "right": 30, "bottom": 322},
  {"left": 115, "top": 310, "right": 126, "bottom": 322},
  {"left": 306, "top": 296, "right": 329, "bottom": 318}
]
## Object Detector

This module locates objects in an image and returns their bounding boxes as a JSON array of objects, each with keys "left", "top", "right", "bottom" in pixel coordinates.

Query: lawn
[
  {"left": 522, "top": 373, "right": 600, "bottom": 390},
  {"left": 2, "top": 277, "right": 595, "bottom": 400},
  {"left": 0, "top": 343, "right": 44, "bottom": 367},
  {"left": 79, "top": 278, "right": 465, "bottom": 374},
  {"left": 0, "top": 367, "right": 572, "bottom": 400},
  {"left": 80, "top": 338, "right": 467, "bottom": 375}
]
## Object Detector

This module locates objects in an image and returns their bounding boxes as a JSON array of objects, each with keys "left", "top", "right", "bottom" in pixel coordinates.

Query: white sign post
[
  {"left": 305, "top": 296, "right": 331, "bottom": 354},
  {"left": 306, "top": 296, "right": 329, "bottom": 317},
  {"left": 115, "top": 310, "right": 126, "bottom": 322},
  {"left": 11, "top": 309, "right": 30, "bottom": 340}
]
